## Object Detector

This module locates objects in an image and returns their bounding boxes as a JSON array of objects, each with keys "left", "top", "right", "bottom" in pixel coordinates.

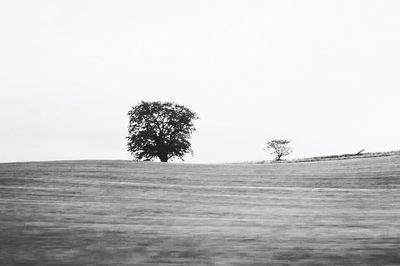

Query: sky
[{"left": 1, "top": 0, "right": 400, "bottom": 163}]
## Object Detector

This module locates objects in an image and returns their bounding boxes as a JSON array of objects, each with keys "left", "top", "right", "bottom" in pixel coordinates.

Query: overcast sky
[{"left": 1, "top": 0, "right": 399, "bottom": 163}]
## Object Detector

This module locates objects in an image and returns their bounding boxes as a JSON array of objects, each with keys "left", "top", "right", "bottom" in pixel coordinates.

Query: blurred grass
[{"left": 1, "top": 156, "right": 400, "bottom": 265}]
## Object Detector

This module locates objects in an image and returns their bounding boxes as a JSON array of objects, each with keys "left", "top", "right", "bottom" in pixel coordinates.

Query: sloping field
[{"left": 1, "top": 156, "right": 400, "bottom": 265}]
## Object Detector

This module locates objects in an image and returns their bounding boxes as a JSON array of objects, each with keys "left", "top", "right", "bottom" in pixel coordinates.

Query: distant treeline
[
  {"left": 287, "top": 150, "right": 400, "bottom": 163},
  {"left": 238, "top": 150, "right": 400, "bottom": 164}
]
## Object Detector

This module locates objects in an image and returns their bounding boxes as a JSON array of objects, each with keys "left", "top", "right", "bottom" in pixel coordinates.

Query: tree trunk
[
  {"left": 158, "top": 154, "right": 168, "bottom": 162},
  {"left": 156, "top": 143, "right": 169, "bottom": 162}
]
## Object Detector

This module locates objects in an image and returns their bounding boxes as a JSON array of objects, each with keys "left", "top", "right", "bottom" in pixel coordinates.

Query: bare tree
[{"left": 265, "top": 139, "right": 292, "bottom": 161}]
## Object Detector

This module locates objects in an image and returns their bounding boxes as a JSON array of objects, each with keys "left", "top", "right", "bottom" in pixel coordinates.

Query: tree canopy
[
  {"left": 127, "top": 101, "right": 198, "bottom": 162},
  {"left": 265, "top": 139, "right": 292, "bottom": 161}
]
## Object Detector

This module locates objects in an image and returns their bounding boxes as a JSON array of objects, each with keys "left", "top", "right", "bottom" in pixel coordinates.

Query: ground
[{"left": 1, "top": 156, "right": 400, "bottom": 265}]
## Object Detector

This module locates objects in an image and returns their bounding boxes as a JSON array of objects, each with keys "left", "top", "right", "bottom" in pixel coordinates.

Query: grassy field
[{"left": 1, "top": 156, "right": 400, "bottom": 265}]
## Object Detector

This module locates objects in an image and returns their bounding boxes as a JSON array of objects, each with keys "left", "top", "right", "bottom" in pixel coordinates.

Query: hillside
[
  {"left": 1, "top": 156, "right": 400, "bottom": 265},
  {"left": 289, "top": 150, "right": 400, "bottom": 163}
]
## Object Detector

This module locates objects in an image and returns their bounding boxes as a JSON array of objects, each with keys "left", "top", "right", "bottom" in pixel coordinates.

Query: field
[{"left": 1, "top": 156, "right": 400, "bottom": 265}]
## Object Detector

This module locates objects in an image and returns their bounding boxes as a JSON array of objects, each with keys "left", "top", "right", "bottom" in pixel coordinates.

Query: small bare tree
[{"left": 266, "top": 139, "right": 292, "bottom": 161}]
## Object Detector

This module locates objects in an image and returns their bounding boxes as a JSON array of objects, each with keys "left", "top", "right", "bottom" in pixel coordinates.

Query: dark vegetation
[
  {"left": 247, "top": 150, "right": 400, "bottom": 164},
  {"left": 127, "top": 101, "right": 198, "bottom": 162},
  {"left": 290, "top": 150, "right": 400, "bottom": 163}
]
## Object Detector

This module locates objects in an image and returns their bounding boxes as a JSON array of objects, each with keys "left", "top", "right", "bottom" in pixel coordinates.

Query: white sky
[{"left": 1, "top": 0, "right": 399, "bottom": 163}]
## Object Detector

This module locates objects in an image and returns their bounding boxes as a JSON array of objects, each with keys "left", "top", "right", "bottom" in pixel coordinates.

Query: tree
[
  {"left": 265, "top": 139, "right": 292, "bottom": 161},
  {"left": 127, "top": 101, "right": 199, "bottom": 162}
]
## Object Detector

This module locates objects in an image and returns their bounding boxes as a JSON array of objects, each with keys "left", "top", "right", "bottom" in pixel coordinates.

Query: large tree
[
  {"left": 127, "top": 101, "right": 198, "bottom": 162},
  {"left": 265, "top": 139, "right": 292, "bottom": 161}
]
